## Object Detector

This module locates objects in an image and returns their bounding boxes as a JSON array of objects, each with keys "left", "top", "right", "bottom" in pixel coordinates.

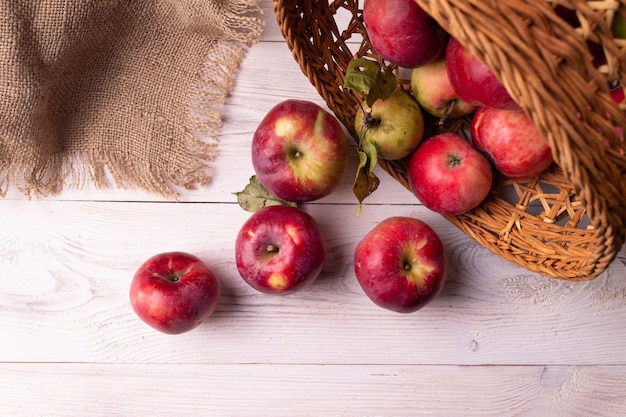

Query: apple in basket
[
  {"left": 130, "top": 252, "right": 220, "bottom": 335},
  {"left": 612, "top": 11, "right": 626, "bottom": 39},
  {"left": 472, "top": 106, "right": 554, "bottom": 179},
  {"left": 407, "top": 132, "right": 493, "bottom": 216},
  {"left": 252, "top": 99, "right": 349, "bottom": 203},
  {"left": 354, "top": 90, "right": 425, "bottom": 160},
  {"left": 410, "top": 56, "right": 477, "bottom": 119},
  {"left": 354, "top": 216, "right": 446, "bottom": 313},
  {"left": 363, "top": 0, "right": 448, "bottom": 68},
  {"left": 611, "top": 84, "right": 625, "bottom": 105},
  {"left": 235, "top": 205, "right": 326, "bottom": 295},
  {"left": 446, "top": 36, "right": 519, "bottom": 111}
]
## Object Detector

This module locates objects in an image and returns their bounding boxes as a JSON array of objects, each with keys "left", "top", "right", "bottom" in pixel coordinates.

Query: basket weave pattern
[{"left": 273, "top": 0, "right": 626, "bottom": 281}]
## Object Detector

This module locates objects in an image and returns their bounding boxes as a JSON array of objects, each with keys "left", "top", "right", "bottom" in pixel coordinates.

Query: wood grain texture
[
  {"left": 1, "top": 201, "right": 625, "bottom": 366},
  {"left": 2, "top": 363, "right": 626, "bottom": 417},
  {"left": 2, "top": 2, "right": 626, "bottom": 416}
]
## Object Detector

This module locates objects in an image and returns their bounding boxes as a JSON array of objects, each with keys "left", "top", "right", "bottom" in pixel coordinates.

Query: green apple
[
  {"left": 354, "top": 90, "right": 424, "bottom": 160},
  {"left": 612, "top": 12, "right": 626, "bottom": 39},
  {"left": 411, "top": 57, "right": 477, "bottom": 119}
]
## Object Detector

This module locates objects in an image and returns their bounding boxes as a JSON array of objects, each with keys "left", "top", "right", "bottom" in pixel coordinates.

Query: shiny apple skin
[
  {"left": 235, "top": 205, "right": 326, "bottom": 295},
  {"left": 407, "top": 132, "right": 493, "bottom": 216},
  {"left": 411, "top": 57, "right": 477, "bottom": 119},
  {"left": 471, "top": 107, "right": 554, "bottom": 179},
  {"left": 445, "top": 37, "right": 519, "bottom": 110},
  {"left": 129, "top": 252, "right": 220, "bottom": 335},
  {"left": 354, "top": 216, "right": 446, "bottom": 313},
  {"left": 252, "top": 99, "right": 348, "bottom": 203},
  {"left": 363, "top": 0, "right": 448, "bottom": 68}
]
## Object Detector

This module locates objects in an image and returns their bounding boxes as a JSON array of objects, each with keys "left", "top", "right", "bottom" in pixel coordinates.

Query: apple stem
[
  {"left": 153, "top": 272, "right": 181, "bottom": 282},
  {"left": 403, "top": 261, "right": 412, "bottom": 271},
  {"left": 439, "top": 102, "right": 455, "bottom": 127},
  {"left": 361, "top": 109, "right": 379, "bottom": 130}
]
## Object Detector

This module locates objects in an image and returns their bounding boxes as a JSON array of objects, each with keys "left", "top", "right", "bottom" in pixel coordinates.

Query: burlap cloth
[{"left": 0, "top": 0, "right": 264, "bottom": 197}]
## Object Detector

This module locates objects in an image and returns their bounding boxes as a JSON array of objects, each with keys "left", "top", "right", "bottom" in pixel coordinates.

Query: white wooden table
[{"left": 2, "top": 4, "right": 626, "bottom": 416}]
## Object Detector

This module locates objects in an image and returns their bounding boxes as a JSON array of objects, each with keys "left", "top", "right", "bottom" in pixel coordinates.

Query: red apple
[
  {"left": 354, "top": 216, "right": 446, "bottom": 313},
  {"left": 446, "top": 37, "right": 519, "bottom": 110},
  {"left": 235, "top": 205, "right": 326, "bottom": 294},
  {"left": 354, "top": 90, "right": 425, "bottom": 160},
  {"left": 410, "top": 57, "right": 477, "bottom": 119},
  {"left": 407, "top": 132, "right": 493, "bottom": 216},
  {"left": 252, "top": 99, "right": 348, "bottom": 203},
  {"left": 130, "top": 252, "right": 220, "bottom": 335},
  {"left": 363, "top": 0, "right": 448, "bottom": 68},
  {"left": 471, "top": 106, "right": 554, "bottom": 179},
  {"left": 611, "top": 84, "right": 625, "bottom": 105}
]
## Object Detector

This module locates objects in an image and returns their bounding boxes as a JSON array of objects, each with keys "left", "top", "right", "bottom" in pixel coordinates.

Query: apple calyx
[
  {"left": 447, "top": 153, "right": 462, "bottom": 168},
  {"left": 234, "top": 175, "right": 297, "bottom": 213},
  {"left": 265, "top": 243, "right": 279, "bottom": 253},
  {"left": 261, "top": 243, "right": 280, "bottom": 262}
]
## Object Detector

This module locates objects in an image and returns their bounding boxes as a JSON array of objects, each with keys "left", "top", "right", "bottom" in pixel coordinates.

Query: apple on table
[
  {"left": 354, "top": 216, "right": 446, "bottom": 313},
  {"left": 252, "top": 99, "right": 349, "bottom": 203},
  {"left": 235, "top": 205, "right": 326, "bottom": 295},
  {"left": 129, "top": 251, "right": 220, "bottom": 335}
]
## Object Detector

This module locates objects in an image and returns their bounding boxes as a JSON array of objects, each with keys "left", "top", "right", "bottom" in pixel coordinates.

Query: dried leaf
[
  {"left": 234, "top": 176, "right": 296, "bottom": 212},
  {"left": 352, "top": 141, "right": 380, "bottom": 215},
  {"left": 344, "top": 57, "right": 396, "bottom": 107}
]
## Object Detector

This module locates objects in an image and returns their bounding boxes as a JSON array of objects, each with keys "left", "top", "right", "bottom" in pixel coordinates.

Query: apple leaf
[
  {"left": 234, "top": 175, "right": 297, "bottom": 212},
  {"left": 352, "top": 140, "right": 380, "bottom": 215},
  {"left": 344, "top": 57, "right": 395, "bottom": 211},
  {"left": 344, "top": 58, "right": 396, "bottom": 107}
]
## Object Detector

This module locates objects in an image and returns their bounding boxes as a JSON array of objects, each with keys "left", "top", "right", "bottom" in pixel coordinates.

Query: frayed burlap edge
[{"left": 0, "top": 1, "right": 265, "bottom": 199}]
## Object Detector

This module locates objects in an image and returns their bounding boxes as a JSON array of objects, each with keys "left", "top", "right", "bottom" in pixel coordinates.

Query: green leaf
[
  {"left": 344, "top": 58, "right": 396, "bottom": 107},
  {"left": 371, "top": 70, "right": 397, "bottom": 107},
  {"left": 344, "top": 58, "right": 381, "bottom": 94},
  {"left": 234, "top": 175, "right": 297, "bottom": 212},
  {"left": 352, "top": 140, "right": 380, "bottom": 215}
]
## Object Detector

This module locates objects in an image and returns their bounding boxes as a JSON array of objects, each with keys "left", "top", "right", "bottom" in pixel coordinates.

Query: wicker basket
[{"left": 273, "top": 0, "right": 626, "bottom": 281}]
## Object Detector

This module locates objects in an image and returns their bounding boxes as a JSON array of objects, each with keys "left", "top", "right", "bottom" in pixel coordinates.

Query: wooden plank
[
  {"left": 2, "top": 363, "right": 626, "bottom": 417},
  {"left": 1, "top": 201, "right": 625, "bottom": 365}
]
